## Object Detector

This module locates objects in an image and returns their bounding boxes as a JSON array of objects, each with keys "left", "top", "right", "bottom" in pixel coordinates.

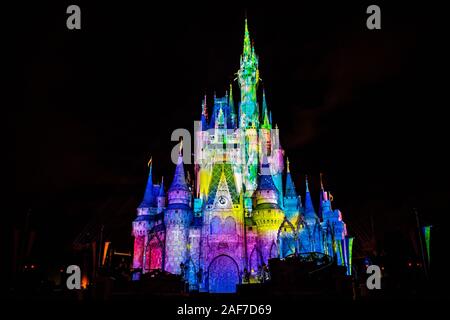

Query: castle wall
[
  {"left": 133, "top": 236, "right": 144, "bottom": 269},
  {"left": 164, "top": 209, "right": 191, "bottom": 274}
]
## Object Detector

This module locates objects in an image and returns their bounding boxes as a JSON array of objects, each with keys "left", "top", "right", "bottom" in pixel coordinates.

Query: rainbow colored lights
[{"left": 131, "top": 19, "right": 352, "bottom": 293}]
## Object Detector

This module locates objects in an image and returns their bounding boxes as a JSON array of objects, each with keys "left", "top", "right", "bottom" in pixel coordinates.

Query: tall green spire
[
  {"left": 243, "top": 18, "right": 252, "bottom": 58},
  {"left": 238, "top": 18, "right": 260, "bottom": 129}
]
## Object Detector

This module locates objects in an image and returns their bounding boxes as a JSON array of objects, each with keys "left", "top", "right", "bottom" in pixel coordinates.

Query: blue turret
[
  {"left": 284, "top": 158, "right": 301, "bottom": 223},
  {"left": 159, "top": 177, "right": 165, "bottom": 197},
  {"left": 303, "top": 175, "right": 318, "bottom": 224},
  {"left": 157, "top": 177, "right": 166, "bottom": 213},
  {"left": 168, "top": 144, "right": 191, "bottom": 208},
  {"left": 164, "top": 144, "right": 193, "bottom": 274},
  {"left": 169, "top": 156, "right": 189, "bottom": 192},
  {"left": 285, "top": 158, "right": 297, "bottom": 198},
  {"left": 318, "top": 173, "right": 331, "bottom": 220},
  {"left": 254, "top": 156, "right": 280, "bottom": 209},
  {"left": 209, "top": 96, "right": 230, "bottom": 128},
  {"left": 139, "top": 158, "right": 155, "bottom": 208}
]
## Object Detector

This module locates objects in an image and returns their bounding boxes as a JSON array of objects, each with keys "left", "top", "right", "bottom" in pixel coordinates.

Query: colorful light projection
[
  {"left": 131, "top": 19, "right": 352, "bottom": 293},
  {"left": 422, "top": 225, "right": 431, "bottom": 266}
]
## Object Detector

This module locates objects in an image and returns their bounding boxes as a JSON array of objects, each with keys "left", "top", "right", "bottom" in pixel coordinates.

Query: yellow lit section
[{"left": 199, "top": 169, "right": 211, "bottom": 197}]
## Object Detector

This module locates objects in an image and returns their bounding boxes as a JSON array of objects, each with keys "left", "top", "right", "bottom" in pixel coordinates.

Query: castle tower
[
  {"left": 139, "top": 158, "right": 154, "bottom": 212},
  {"left": 164, "top": 147, "right": 193, "bottom": 274},
  {"left": 131, "top": 17, "right": 353, "bottom": 288},
  {"left": 157, "top": 177, "right": 166, "bottom": 213},
  {"left": 252, "top": 157, "right": 284, "bottom": 264},
  {"left": 284, "top": 158, "right": 301, "bottom": 224},
  {"left": 132, "top": 159, "right": 165, "bottom": 275},
  {"left": 238, "top": 20, "right": 260, "bottom": 195},
  {"left": 320, "top": 175, "right": 347, "bottom": 262},
  {"left": 303, "top": 175, "right": 318, "bottom": 225},
  {"left": 238, "top": 19, "right": 259, "bottom": 129},
  {"left": 259, "top": 89, "right": 272, "bottom": 156}
]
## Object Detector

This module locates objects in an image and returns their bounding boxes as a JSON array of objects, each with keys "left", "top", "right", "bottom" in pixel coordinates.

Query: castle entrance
[{"left": 208, "top": 255, "right": 239, "bottom": 293}]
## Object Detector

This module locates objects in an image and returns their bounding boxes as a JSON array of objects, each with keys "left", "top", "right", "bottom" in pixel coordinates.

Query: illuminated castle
[{"left": 132, "top": 20, "right": 352, "bottom": 293}]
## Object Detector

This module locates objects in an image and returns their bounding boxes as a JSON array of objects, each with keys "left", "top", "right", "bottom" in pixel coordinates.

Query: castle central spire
[
  {"left": 243, "top": 18, "right": 252, "bottom": 58},
  {"left": 238, "top": 18, "right": 259, "bottom": 129}
]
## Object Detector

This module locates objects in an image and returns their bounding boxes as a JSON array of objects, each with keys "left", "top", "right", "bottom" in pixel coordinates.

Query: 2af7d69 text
[{"left": 221, "top": 305, "right": 271, "bottom": 315}]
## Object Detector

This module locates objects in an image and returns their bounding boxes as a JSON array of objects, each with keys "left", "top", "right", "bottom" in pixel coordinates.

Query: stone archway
[{"left": 208, "top": 255, "right": 239, "bottom": 293}]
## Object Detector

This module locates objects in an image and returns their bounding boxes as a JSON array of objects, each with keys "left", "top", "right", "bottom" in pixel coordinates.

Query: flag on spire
[{"left": 148, "top": 156, "right": 153, "bottom": 168}]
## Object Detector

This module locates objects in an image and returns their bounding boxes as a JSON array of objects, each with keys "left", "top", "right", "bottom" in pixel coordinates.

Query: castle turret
[
  {"left": 319, "top": 176, "right": 347, "bottom": 262},
  {"left": 284, "top": 158, "right": 301, "bottom": 223},
  {"left": 201, "top": 94, "right": 208, "bottom": 130},
  {"left": 259, "top": 89, "right": 272, "bottom": 157},
  {"left": 164, "top": 147, "right": 193, "bottom": 274},
  {"left": 138, "top": 158, "right": 155, "bottom": 212},
  {"left": 261, "top": 89, "right": 271, "bottom": 130},
  {"left": 319, "top": 173, "right": 331, "bottom": 220},
  {"left": 132, "top": 159, "right": 157, "bottom": 273},
  {"left": 303, "top": 175, "right": 318, "bottom": 225},
  {"left": 252, "top": 157, "right": 284, "bottom": 264},
  {"left": 270, "top": 123, "right": 284, "bottom": 205},
  {"left": 157, "top": 177, "right": 166, "bottom": 213}
]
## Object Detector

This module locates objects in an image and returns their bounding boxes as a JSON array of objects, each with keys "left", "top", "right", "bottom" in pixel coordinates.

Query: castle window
[
  {"left": 210, "top": 216, "right": 221, "bottom": 234},
  {"left": 223, "top": 216, "right": 236, "bottom": 234}
]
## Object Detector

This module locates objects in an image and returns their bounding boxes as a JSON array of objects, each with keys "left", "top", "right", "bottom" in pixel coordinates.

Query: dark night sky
[{"left": 11, "top": 2, "right": 449, "bottom": 267}]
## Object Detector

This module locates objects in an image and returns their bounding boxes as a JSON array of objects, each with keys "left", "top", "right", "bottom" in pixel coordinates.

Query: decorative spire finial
[
  {"left": 229, "top": 83, "right": 233, "bottom": 102},
  {"left": 202, "top": 94, "right": 208, "bottom": 118},
  {"left": 147, "top": 156, "right": 152, "bottom": 168},
  {"left": 261, "top": 88, "right": 271, "bottom": 128},
  {"left": 179, "top": 138, "right": 183, "bottom": 156},
  {"left": 305, "top": 174, "right": 310, "bottom": 193},
  {"left": 320, "top": 172, "right": 324, "bottom": 190},
  {"left": 286, "top": 157, "right": 290, "bottom": 173},
  {"left": 243, "top": 18, "right": 252, "bottom": 58},
  {"left": 158, "top": 176, "right": 165, "bottom": 197}
]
